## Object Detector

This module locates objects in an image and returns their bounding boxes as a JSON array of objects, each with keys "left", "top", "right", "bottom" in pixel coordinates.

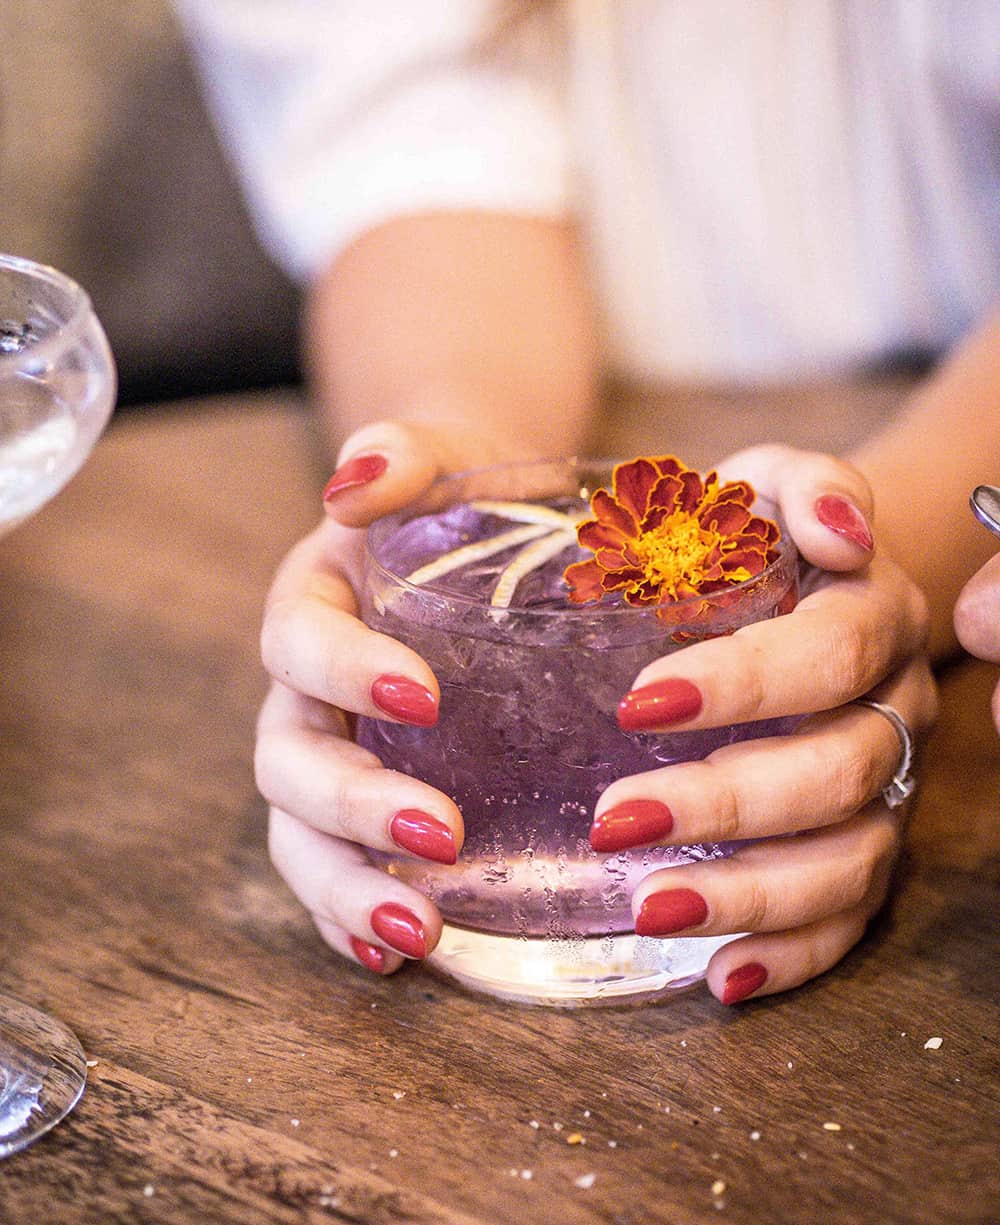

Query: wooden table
[{"left": 0, "top": 391, "right": 997, "bottom": 1224}]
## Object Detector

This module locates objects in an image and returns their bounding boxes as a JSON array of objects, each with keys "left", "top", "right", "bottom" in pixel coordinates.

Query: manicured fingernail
[
  {"left": 390, "top": 809, "right": 457, "bottom": 864},
  {"left": 721, "top": 961, "right": 768, "bottom": 1005},
  {"left": 590, "top": 800, "right": 674, "bottom": 853},
  {"left": 349, "top": 935, "right": 387, "bottom": 974},
  {"left": 322, "top": 453, "right": 388, "bottom": 501},
  {"left": 371, "top": 902, "right": 427, "bottom": 959},
  {"left": 371, "top": 674, "right": 438, "bottom": 727},
  {"left": 618, "top": 678, "right": 703, "bottom": 732},
  {"left": 814, "top": 494, "right": 874, "bottom": 551},
  {"left": 634, "top": 887, "right": 708, "bottom": 936}
]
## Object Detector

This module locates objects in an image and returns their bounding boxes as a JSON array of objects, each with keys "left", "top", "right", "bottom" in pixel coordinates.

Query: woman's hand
[
  {"left": 255, "top": 420, "right": 490, "bottom": 975},
  {"left": 591, "top": 445, "right": 939, "bottom": 1005},
  {"left": 954, "top": 550, "right": 1000, "bottom": 734}
]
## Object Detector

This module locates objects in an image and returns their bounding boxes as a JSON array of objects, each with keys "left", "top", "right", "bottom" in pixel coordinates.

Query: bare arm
[
  {"left": 303, "top": 211, "right": 601, "bottom": 466},
  {"left": 850, "top": 313, "right": 1000, "bottom": 660}
]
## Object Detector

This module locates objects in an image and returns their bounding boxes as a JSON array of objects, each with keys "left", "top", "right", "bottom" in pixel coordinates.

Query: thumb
[
  {"left": 715, "top": 444, "right": 876, "bottom": 572},
  {"left": 320, "top": 419, "right": 462, "bottom": 530},
  {"left": 954, "top": 551, "right": 1000, "bottom": 663}
]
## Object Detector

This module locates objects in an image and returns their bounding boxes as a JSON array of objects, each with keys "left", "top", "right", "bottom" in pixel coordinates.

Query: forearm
[
  {"left": 303, "top": 211, "right": 601, "bottom": 466},
  {"left": 850, "top": 313, "right": 1000, "bottom": 659}
]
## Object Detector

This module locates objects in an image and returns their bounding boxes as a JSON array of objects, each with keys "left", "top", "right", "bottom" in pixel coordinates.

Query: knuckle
[
  {"left": 266, "top": 809, "right": 295, "bottom": 881},
  {"left": 824, "top": 618, "right": 874, "bottom": 701},
  {"left": 710, "top": 773, "right": 744, "bottom": 842},
  {"left": 828, "top": 734, "right": 884, "bottom": 814},
  {"left": 727, "top": 634, "right": 768, "bottom": 719},
  {"left": 868, "top": 810, "right": 903, "bottom": 865},
  {"left": 740, "top": 877, "right": 772, "bottom": 931},
  {"left": 838, "top": 860, "right": 874, "bottom": 912},
  {"left": 835, "top": 818, "right": 896, "bottom": 911},
  {"left": 259, "top": 596, "right": 296, "bottom": 677},
  {"left": 799, "top": 935, "right": 828, "bottom": 985},
  {"left": 253, "top": 732, "right": 283, "bottom": 806}
]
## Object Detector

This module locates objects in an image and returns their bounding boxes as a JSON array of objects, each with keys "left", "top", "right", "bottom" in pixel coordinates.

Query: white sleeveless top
[{"left": 175, "top": 0, "right": 999, "bottom": 381}]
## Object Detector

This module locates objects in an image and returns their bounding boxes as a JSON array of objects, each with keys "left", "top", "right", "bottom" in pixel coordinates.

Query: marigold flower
[{"left": 564, "top": 455, "right": 781, "bottom": 611}]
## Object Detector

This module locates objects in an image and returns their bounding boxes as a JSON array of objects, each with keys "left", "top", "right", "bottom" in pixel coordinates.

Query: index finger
[
  {"left": 716, "top": 444, "right": 875, "bottom": 571},
  {"left": 619, "top": 554, "right": 929, "bottom": 730},
  {"left": 261, "top": 519, "right": 439, "bottom": 722}
]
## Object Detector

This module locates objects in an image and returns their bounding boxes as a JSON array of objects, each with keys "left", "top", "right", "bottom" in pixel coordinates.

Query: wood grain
[{"left": 0, "top": 391, "right": 996, "bottom": 1225}]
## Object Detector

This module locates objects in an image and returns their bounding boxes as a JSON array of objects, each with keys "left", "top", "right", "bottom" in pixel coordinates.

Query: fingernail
[
  {"left": 814, "top": 494, "right": 874, "bottom": 551},
  {"left": 590, "top": 800, "right": 674, "bottom": 853},
  {"left": 371, "top": 674, "right": 438, "bottom": 727},
  {"left": 371, "top": 902, "right": 427, "bottom": 959},
  {"left": 390, "top": 809, "right": 457, "bottom": 864},
  {"left": 322, "top": 453, "right": 388, "bottom": 501},
  {"left": 634, "top": 887, "right": 708, "bottom": 936},
  {"left": 721, "top": 961, "right": 768, "bottom": 1005},
  {"left": 618, "top": 678, "right": 703, "bottom": 732},
  {"left": 350, "top": 935, "right": 387, "bottom": 974}
]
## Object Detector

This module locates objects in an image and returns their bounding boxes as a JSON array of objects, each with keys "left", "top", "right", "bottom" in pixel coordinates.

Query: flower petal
[
  {"left": 612, "top": 458, "right": 661, "bottom": 521},
  {"left": 700, "top": 500, "right": 751, "bottom": 535},
  {"left": 744, "top": 516, "right": 780, "bottom": 546},
  {"left": 595, "top": 546, "right": 630, "bottom": 570},
  {"left": 676, "top": 469, "right": 706, "bottom": 514},
  {"left": 651, "top": 456, "right": 685, "bottom": 479},
  {"left": 578, "top": 518, "right": 630, "bottom": 553},
  {"left": 591, "top": 488, "right": 639, "bottom": 537},
  {"left": 601, "top": 566, "right": 644, "bottom": 592},
  {"left": 713, "top": 479, "right": 755, "bottom": 508},
  {"left": 564, "top": 558, "right": 605, "bottom": 602},
  {"left": 646, "top": 472, "right": 684, "bottom": 515}
]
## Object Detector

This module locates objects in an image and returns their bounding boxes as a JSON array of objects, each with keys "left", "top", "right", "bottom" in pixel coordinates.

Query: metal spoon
[{"left": 971, "top": 485, "right": 1000, "bottom": 539}]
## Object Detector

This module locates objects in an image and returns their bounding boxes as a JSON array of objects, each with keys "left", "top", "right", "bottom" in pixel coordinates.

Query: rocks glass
[{"left": 358, "top": 459, "right": 798, "bottom": 1005}]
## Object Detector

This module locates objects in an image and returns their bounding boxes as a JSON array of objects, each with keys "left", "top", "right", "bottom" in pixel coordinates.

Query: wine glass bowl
[
  {"left": 0, "top": 253, "right": 116, "bottom": 537},
  {"left": 1, "top": 253, "right": 116, "bottom": 1155}
]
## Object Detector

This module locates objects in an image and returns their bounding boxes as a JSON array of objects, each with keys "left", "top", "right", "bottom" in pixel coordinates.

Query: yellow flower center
[{"left": 632, "top": 509, "right": 748, "bottom": 597}]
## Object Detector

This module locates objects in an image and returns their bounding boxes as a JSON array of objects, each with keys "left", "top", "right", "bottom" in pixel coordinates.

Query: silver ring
[{"left": 853, "top": 699, "right": 917, "bottom": 809}]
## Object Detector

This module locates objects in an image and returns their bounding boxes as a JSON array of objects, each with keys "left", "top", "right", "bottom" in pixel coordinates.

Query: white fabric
[{"left": 174, "top": 0, "right": 1000, "bottom": 382}]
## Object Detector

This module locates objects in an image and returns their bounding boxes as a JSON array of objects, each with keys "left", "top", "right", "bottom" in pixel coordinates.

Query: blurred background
[{"left": 0, "top": 1, "right": 302, "bottom": 408}]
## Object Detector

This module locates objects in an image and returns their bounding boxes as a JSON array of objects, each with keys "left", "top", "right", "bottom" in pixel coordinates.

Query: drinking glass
[
  {"left": 1, "top": 253, "right": 116, "bottom": 1153},
  {"left": 358, "top": 459, "right": 799, "bottom": 1005}
]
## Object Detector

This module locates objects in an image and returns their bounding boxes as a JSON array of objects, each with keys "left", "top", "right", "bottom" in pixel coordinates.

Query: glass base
[
  {"left": 0, "top": 997, "right": 87, "bottom": 1159},
  {"left": 428, "top": 924, "right": 738, "bottom": 1007}
]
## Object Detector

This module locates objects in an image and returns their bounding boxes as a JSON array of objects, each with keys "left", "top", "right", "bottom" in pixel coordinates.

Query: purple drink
[{"left": 358, "top": 460, "right": 798, "bottom": 1004}]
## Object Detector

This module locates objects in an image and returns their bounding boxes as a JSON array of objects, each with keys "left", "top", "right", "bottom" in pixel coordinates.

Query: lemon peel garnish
[
  {"left": 470, "top": 500, "right": 582, "bottom": 530},
  {"left": 490, "top": 529, "right": 578, "bottom": 608},
  {"left": 405, "top": 523, "right": 552, "bottom": 586},
  {"left": 404, "top": 499, "right": 586, "bottom": 604}
]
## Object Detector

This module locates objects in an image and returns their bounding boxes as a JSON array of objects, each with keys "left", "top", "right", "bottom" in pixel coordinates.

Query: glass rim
[
  {"left": 0, "top": 252, "right": 94, "bottom": 368},
  {"left": 365, "top": 456, "right": 798, "bottom": 622}
]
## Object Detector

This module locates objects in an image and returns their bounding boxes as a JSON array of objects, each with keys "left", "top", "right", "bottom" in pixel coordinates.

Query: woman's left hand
[{"left": 591, "top": 445, "right": 938, "bottom": 1005}]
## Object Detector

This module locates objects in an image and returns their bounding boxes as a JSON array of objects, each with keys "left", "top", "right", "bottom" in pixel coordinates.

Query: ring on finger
[{"left": 852, "top": 699, "right": 916, "bottom": 809}]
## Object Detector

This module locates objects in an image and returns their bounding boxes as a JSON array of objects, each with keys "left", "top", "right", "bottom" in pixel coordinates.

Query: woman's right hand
[{"left": 255, "top": 420, "right": 480, "bottom": 975}]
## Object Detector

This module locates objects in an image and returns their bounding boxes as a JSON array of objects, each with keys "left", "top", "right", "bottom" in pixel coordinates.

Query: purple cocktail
[{"left": 358, "top": 459, "right": 798, "bottom": 1004}]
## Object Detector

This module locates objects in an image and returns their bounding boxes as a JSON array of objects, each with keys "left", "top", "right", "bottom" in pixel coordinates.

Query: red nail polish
[
  {"left": 322, "top": 453, "right": 388, "bottom": 501},
  {"left": 634, "top": 887, "right": 708, "bottom": 936},
  {"left": 814, "top": 494, "right": 874, "bottom": 551},
  {"left": 371, "top": 674, "right": 438, "bottom": 727},
  {"left": 350, "top": 935, "right": 386, "bottom": 974},
  {"left": 390, "top": 809, "right": 457, "bottom": 864},
  {"left": 590, "top": 800, "right": 674, "bottom": 853},
  {"left": 721, "top": 961, "right": 768, "bottom": 1005},
  {"left": 618, "top": 678, "right": 703, "bottom": 732},
  {"left": 371, "top": 902, "right": 427, "bottom": 959}
]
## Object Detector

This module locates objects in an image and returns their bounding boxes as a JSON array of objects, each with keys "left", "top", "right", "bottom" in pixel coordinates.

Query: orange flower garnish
[{"left": 564, "top": 456, "right": 781, "bottom": 610}]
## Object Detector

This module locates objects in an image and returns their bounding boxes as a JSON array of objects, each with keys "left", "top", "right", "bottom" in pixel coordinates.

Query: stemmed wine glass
[{"left": 0, "top": 253, "right": 116, "bottom": 1156}]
